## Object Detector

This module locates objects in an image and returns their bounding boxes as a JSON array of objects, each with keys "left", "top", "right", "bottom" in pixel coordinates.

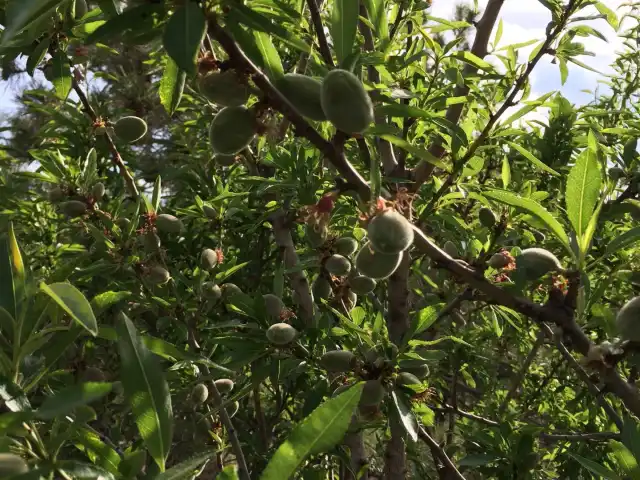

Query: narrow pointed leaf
[
  {"left": 37, "top": 382, "right": 112, "bottom": 419},
  {"left": 0, "top": 232, "right": 17, "bottom": 320},
  {"left": 362, "top": 0, "right": 388, "bottom": 40},
  {"left": 568, "top": 453, "right": 621, "bottom": 479},
  {"left": 330, "top": 0, "right": 359, "bottom": 67},
  {"left": 260, "top": 382, "right": 364, "bottom": 480},
  {"left": 50, "top": 50, "right": 72, "bottom": 100},
  {"left": 391, "top": 390, "right": 418, "bottom": 442},
  {"left": 163, "top": 3, "right": 206, "bottom": 74},
  {"left": 253, "top": 31, "right": 284, "bottom": 80},
  {"left": 116, "top": 313, "right": 173, "bottom": 471},
  {"left": 155, "top": 451, "right": 218, "bottom": 480},
  {"left": 507, "top": 141, "right": 559, "bottom": 176},
  {"left": 40, "top": 282, "right": 98, "bottom": 336},
  {"left": 566, "top": 148, "right": 602, "bottom": 239},
  {"left": 159, "top": 57, "right": 186, "bottom": 116}
]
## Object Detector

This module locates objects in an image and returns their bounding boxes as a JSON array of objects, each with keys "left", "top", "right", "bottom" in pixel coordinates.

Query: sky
[{"left": 0, "top": 1, "right": 631, "bottom": 116}]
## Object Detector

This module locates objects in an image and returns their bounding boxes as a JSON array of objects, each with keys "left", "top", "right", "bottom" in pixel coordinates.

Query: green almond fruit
[
  {"left": 325, "top": 254, "right": 351, "bottom": 276},
  {"left": 400, "top": 363, "right": 430, "bottom": 379},
  {"left": 263, "top": 294, "right": 284, "bottom": 318},
  {"left": 48, "top": 186, "right": 64, "bottom": 202},
  {"left": 306, "top": 222, "right": 328, "bottom": 248},
  {"left": 320, "top": 350, "right": 356, "bottom": 372},
  {"left": 312, "top": 276, "right": 333, "bottom": 301},
  {"left": 147, "top": 265, "right": 170, "bottom": 285},
  {"left": 367, "top": 210, "right": 414, "bottom": 254},
  {"left": 321, "top": 69, "right": 374, "bottom": 134},
  {"left": 221, "top": 283, "right": 242, "bottom": 300},
  {"left": 355, "top": 242, "right": 402, "bottom": 280},
  {"left": 344, "top": 290, "right": 357, "bottom": 309},
  {"left": 91, "top": 182, "right": 105, "bottom": 200},
  {"left": 202, "top": 281, "right": 222, "bottom": 301},
  {"left": 203, "top": 204, "right": 218, "bottom": 219},
  {"left": 209, "top": 106, "right": 256, "bottom": 155},
  {"left": 276, "top": 73, "right": 325, "bottom": 121},
  {"left": 201, "top": 248, "right": 219, "bottom": 270},
  {"left": 144, "top": 231, "right": 161, "bottom": 253},
  {"left": 192, "top": 383, "right": 209, "bottom": 404},
  {"left": 616, "top": 296, "right": 640, "bottom": 341},
  {"left": 266, "top": 322, "right": 297, "bottom": 345},
  {"left": 443, "top": 241, "right": 459, "bottom": 258},
  {"left": 478, "top": 207, "right": 497, "bottom": 228},
  {"left": 396, "top": 371, "right": 421, "bottom": 388},
  {"left": 61, "top": 200, "right": 87, "bottom": 217},
  {"left": 488, "top": 252, "right": 511, "bottom": 269},
  {"left": 516, "top": 248, "right": 564, "bottom": 280},
  {"left": 334, "top": 236, "right": 359, "bottom": 256},
  {"left": 114, "top": 116, "right": 147, "bottom": 143},
  {"left": 214, "top": 378, "right": 234, "bottom": 395},
  {"left": 215, "top": 154, "right": 237, "bottom": 167},
  {"left": 74, "top": 0, "right": 88, "bottom": 18},
  {"left": 349, "top": 275, "right": 376, "bottom": 295},
  {"left": 199, "top": 70, "right": 249, "bottom": 107},
  {"left": 0, "top": 453, "right": 28, "bottom": 477},
  {"left": 155, "top": 214, "right": 183, "bottom": 234},
  {"left": 360, "top": 380, "right": 385, "bottom": 407}
]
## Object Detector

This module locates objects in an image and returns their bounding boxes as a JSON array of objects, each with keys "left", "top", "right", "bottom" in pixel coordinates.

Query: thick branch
[
  {"left": 418, "top": 427, "right": 466, "bottom": 480},
  {"left": 306, "top": 0, "right": 334, "bottom": 67}
]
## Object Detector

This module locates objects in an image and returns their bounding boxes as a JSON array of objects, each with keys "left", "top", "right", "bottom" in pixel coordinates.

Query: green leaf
[
  {"left": 260, "top": 382, "right": 364, "bottom": 480},
  {"left": 74, "top": 426, "right": 122, "bottom": 475},
  {"left": 162, "top": 3, "right": 206, "bottom": 74},
  {"left": 379, "top": 135, "right": 449, "bottom": 170},
  {"left": 451, "top": 51, "right": 494, "bottom": 72},
  {"left": 26, "top": 37, "right": 50, "bottom": 77},
  {"left": 159, "top": 57, "right": 186, "bottom": 116},
  {"left": 362, "top": 0, "right": 388, "bottom": 40},
  {"left": 155, "top": 451, "right": 218, "bottom": 480},
  {"left": 253, "top": 31, "right": 284, "bottom": 81},
  {"left": 152, "top": 176, "right": 162, "bottom": 212},
  {"left": 390, "top": 390, "right": 418, "bottom": 442},
  {"left": 594, "top": 1, "right": 619, "bottom": 30},
  {"left": 622, "top": 416, "right": 640, "bottom": 465},
  {"left": 565, "top": 148, "right": 602, "bottom": 240},
  {"left": 85, "top": 4, "right": 163, "bottom": 44},
  {"left": 506, "top": 141, "right": 559, "bottom": 176},
  {"left": 0, "top": 223, "right": 24, "bottom": 321},
  {"left": 601, "top": 227, "right": 640, "bottom": 261},
  {"left": 484, "top": 190, "right": 572, "bottom": 257},
  {"left": 116, "top": 313, "right": 173, "bottom": 471},
  {"left": 2, "top": 0, "right": 63, "bottom": 46},
  {"left": 370, "top": 139, "right": 381, "bottom": 207},
  {"left": 501, "top": 156, "right": 511, "bottom": 188},
  {"left": 50, "top": 50, "right": 72, "bottom": 100},
  {"left": 91, "top": 291, "right": 132, "bottom": 317},
  {"left": 568, "top": 453, "right": 621, "bottom": 480},
  {"left": 40, "top": 282, "right": 98, "bottom": 336},
  {"left": 37, "top": 382, "right": 112, "bottom": 420},
  {"left": 330, "top": 0, "right": 359, "bottom": 67},
  {"left": 217, "top": 466, "right": 240, "bottom": 480},
  {"left": 0, "top": 377, "right": 31, "bottom": 412}
]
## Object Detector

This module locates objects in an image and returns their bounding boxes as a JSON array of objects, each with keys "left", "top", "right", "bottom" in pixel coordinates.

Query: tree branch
[
  {"left": 540, "top": 431, "right": 620, "bottom": 443},
  {"left": 306, "top": 0, "right": 334, "bottom": 67},
  {"left": 418, "top": 427, "right": 466, "bottom": 480}
]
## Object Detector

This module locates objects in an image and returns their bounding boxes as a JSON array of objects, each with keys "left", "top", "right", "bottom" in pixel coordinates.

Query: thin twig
[
  {"left": 418, "top": 427, "right": 466, "bottom": 480},
  {"left": 306, "top": 0, "right": 334, "bottom": 67},
  {"left": 429, "top": 404, "right": 499, "bottom": 427},
  {"left": 540, "top": 431, "right": 620, "bottom": 443},
  {"left": 71, "top": 76, "right": 139, "bottom": 198}
]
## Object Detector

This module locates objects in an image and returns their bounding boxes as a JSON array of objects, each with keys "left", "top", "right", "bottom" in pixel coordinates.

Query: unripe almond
[
  {"left": 48, "top": 186, "right": 65, "bottom": 202},
  {"left": 263, "top": 294, "right": 284, "bottom": 318},
  {"left": 114, "top": 116, "right": 147, "bottom": 143},
  {"left": 61, "top": 200, "right": 87, "bottom": 217},
  {"left": 367, "top": 210, "right": 414, "bottom": 254},
  {"left": 203, "top": 204, "right": 217, "bottom": 219},
  {"left": 478, "top": 207, "right": 497, "bottom": 228},
  {"left": 400, "top": 363, "right": 430, "bottom": 379},
  {"left": 266, "top": 323, "right": 297, "bottom": 345},
  {"left": 616, "top": 296, "right": 640, "bottom": 341},
  {"left": 488, "top": 252, "right": 510, "bottom": 269},
  {"left": 221, "top": 283, "right": 242, "bottom": 300},
  {"left": 516, "top": 248, "right": 564, "bottom": 279},
  {"left": 155, "top": 214, "right": 183, "bottom": 234},
  {"left": 349, "top": 275, "right": 376, "bottom": 295},
  {"left": 396, "top": 371, "right": 422, "bottom": 388},
  {"left": 201, "top": 248, "right": 219, "bottom": 270},
  {"left": 355, "top": 242, "right": 402, "bottom": 280},
  {"left": 443, "top": 241, "right": 459, "bottom": 258},
  {"left": 202, "top": 282, "right": 222, "bottom": 301},
  {"left": 214, "top": 378, "right": 234, "bottom": 395},
  {"left": 144, "top": 231, "right": 161, "bottom": 253},
  {"left": 215, "top": 154, "right": 237, "bottom": 167},
  {"left": 312, "top": 276, "right": 333, "bottom": 301},
  {"left": 192, "top": 383, "right": 209, "bottom": 404},
  {"left": 320, "top": 350, "right": 356, "bottom": 372},
  {"left": 146, "top": 266, "right": 170, "bottom": 285},
  {"left": 334, "top": 237, "right": 359, "bottom": 256},
  {"left": 360, "top": 380, "right": 385, "bottom": 407},
  {"left": 306, "top": 223, "right": 328, "bottom": 248},
  {"left": 325, "top": 254, "right": 351, "bottom": 276},
  {"left": 0, "top": 453, "right": 28, "bottom": 477},
  {"left": 92, "top": 182, "right": 105, "bottom": 200}
]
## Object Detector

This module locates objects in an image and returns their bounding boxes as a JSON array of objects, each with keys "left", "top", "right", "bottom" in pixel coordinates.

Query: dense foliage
[{"left": 1, "top": 0, "right": 640, "bottom": 479}]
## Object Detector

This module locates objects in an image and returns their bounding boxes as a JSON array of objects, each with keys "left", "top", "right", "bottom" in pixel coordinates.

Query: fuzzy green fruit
[
  {"left": 203, "top": 205, "right": 218, "bottom": 219},
  {"left": 155, "top": 214, "right": 183, "bottom": 234},
  {"left": 344, "top": 291, "right": 357, "bottom": 309},
  {"left": 263, "top": 294, "right": 284, "bottom": 318},
  {"left": 355, "top": 242, "right": 402, "bottom": 280},
  {"left": 192, "top": 383, "right": 209, "bottom": 404},
  {"left": 400, "top": 363, "right": 430, "bottom": 379},
  {"left": 61, "top": 200, "right": 87, "bottom": 217},
  {"left": 48, "top": 186, "right": 64, "bottom": 202},
  {"left": 517, "top": 248, "right": 564, "bottom": 279},
  {"left": 202, "top": 282, "right": 222, "bottom": 301},
  {"left": 214, "top": 378, "right": 234, "bottom": 395},
  {"left": 221, "top": 283, "right": 242, "bottom": 300},
  {"left": 0, "top": 453, "right": 28, "bottom": 477},
  {"left": 91, "top": 182, "right": 105, "bottom": 200},
  {"left": 201, "top": 248, "right": 219, "bottom": 270},
  {"left": 276, "top": 73, "right": 325, "bottom": 121},
  {"left": 334, "top": 237, "right": 359, "bottom": 256},
  {"left": 349, "top": 275, "right": 376, "bottom": 295},
  {"left": 114, "top": 116, "right": 147, "bottom": 143},
  {"left": 74, "top": 0, "right": 88, "bottom": 18},
  {"left": 320, "top": 350, "right": 356, "bottom": 372},
  {"left": 325, "top": 254, "right": 351, "bottom": 276},
  {"left": 215, "top": 154, "right": 237, "bottom": 167},
  {"left": 396, "top": 371, "right": 421, "bottom": 388},
  {"left": 147, "top": 266, "right": 170, "bottom": 285},
  {"left": 82, "top": 367, "right": 106, "bottom": 382},
  {"left": 144, "top": 231, "right": 161, "bottom": 253},
  {"left": 306, "top": 223, "right": 328, "bottom": 248},
  {"left": 443, "top": 241, "right": 459, "bottom": 258},
  {"left": 321, "top": 69, "right": 374, "bottom": 134},
  {"left": 199, "top": 70, "right": 249, "bottom": 107},
  {"left": 488, "top": 252, "right": 510, "bottom": 269},
  {"left": 360, "top": 380, "right": 385, "bottom": 407},
  {"left": 312, "top": 276, "right": 333, "bottom": 301},
  {"left": 616, "top": 296, "right": 640, "bottom": 341},
  {"left": 479, "top": 207, "right": 497, "bottom": 228},
  {"left": 209, "top": 106, "right": 256, "bottom": 155},
  {"left": 367, "top": 210, "right": 414, "bottom": 254},
  {"left": 266, "top": 322, "right": 297, "bottom": 345}
]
